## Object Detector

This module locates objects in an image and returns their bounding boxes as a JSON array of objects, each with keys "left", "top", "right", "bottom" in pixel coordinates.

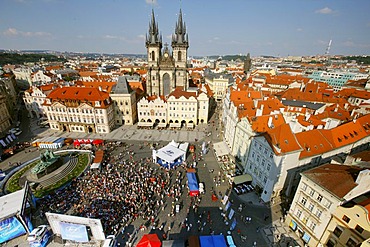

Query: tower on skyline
[{"left": 146, "top": 8, "right": 189, "bottom": 96}]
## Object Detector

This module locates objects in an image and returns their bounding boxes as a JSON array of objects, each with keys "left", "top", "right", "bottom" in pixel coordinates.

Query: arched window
[
  {"left": 151, "top": 51, "right": 155, "bottom": 61},
  {"left": 178, "top": 51, "right": 182, "bottom": 61}
]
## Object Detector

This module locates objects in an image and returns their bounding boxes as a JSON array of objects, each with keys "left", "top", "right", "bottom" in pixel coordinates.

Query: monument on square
[{"left": 30, "top": 150, "right": 62, "bottom": 179}]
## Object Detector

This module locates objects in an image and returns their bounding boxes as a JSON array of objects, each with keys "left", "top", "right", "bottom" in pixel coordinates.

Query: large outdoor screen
[
  {"left": 59, "top": 222, "right": 89, "bottom": 242},
  {"left": 0, "top": 216, "right": 27, "bottom": 244}
]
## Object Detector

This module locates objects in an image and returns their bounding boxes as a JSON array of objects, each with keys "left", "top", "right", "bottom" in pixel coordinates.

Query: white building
[
  {"left": 286, "top": 164, "right": 370, "bottom": 247},
  {"left": 43, "top": 87, "right": 115, "bottom": 134},
  {"left": 205, "top": 71, "right": 234, "bottom": 101},
  {"left": 23, "top": 84, "right": 57, "bottom": 118}
]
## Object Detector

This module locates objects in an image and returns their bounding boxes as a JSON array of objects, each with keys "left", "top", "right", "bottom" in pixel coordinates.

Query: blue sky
[{"left": 1, "top": 0, "right": 370, "bottom": 57}]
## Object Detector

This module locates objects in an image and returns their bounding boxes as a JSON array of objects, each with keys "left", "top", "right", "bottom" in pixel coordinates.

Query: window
[
  {"left": 324, "top": 200, "right": 332, "bottom": 209},
  {"left": 355, "top": 225, "right": 364, "bottom": 234},
  {"left": 326, "top": 239, "right": 335, "bottom": 247},
  {"left": 346, "top": 238, "right": 357, "bottom": 247},
  {"left": 317, "top": 194, "right": 323, "bottom": 202},
  {"left": 309, "top": 188, "right": 314, "bottom": 196},
  {"left": 302, "top": 183, "right": 307, "bottom": 191},
  {"left": 301, "top": 197, "right": 307, "bottom": 206},
  {"left": 309, "top": 222, "right": 316, "bottom": 231},
  {"left": 267, "top": 163, "right": 271, "bottom": 171},
  {"left": 333, "top": 227, "right": 342, "bottom": 238},
  {"left": 315, "top": 209, "right": 322, "bottom": 218},
  {"left": 295, "top": 209, "right": 302, "bottom": 219},
  {"left": 178, "top": 51, "right": 182, "bottom": 61},
  {"left": 308, "top": 203, "right": 314, "bottom": 212},
  {"left": 342, "top": 215, "right": 350, "bottom": 223}
]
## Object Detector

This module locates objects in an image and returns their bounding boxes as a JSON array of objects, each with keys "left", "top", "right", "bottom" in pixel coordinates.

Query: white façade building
[
  {"left": 43, "top": 87, "right": 115, "bottom": 134},
  {"left": 137, "top": 86, "right": 210, "bottom": 128},
  {"left": 286, "top": 164, "right": 370, "bottom": 247}
]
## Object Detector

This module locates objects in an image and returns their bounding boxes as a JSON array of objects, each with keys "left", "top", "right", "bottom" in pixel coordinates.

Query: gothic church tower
[{"left": 146, "top": 8, "right": 189, "bottom": 96}]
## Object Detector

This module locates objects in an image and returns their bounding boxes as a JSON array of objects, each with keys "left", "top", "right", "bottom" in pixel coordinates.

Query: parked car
[{"left": 27, "top": 225, "right": 49, "bottom": 242}]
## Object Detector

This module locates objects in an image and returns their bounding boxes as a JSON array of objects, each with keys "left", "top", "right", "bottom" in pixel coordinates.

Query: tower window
[
  {"left": 178, "top": 51, "right": 182, "bottom": 61},
  {"left": 151, "top": 51, "right": 155, "bottom": 61}
]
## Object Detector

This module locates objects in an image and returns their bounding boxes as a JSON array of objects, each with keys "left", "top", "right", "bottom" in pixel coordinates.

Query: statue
[{"left": 31, "top": 150, "right": 62, "bottom": 178}]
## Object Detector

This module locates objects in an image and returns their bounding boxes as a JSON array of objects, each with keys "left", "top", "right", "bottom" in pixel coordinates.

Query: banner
[
  {"left": 0, "top": 216, "right": 27, "bottom": 244},
  {"left": 228, "top": 208, "right": 235, "bottom": 220},
  {"left": 60, "top": 222, "right": 89, "bottom": 242}
]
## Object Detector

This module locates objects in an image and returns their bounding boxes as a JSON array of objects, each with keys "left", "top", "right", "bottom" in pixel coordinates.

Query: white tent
[
  {"left": 213, "top": 141, "right": 231, "bottom": 157},
  {"left": 152, "top": 140, "right": 188, "bottom": 169}
]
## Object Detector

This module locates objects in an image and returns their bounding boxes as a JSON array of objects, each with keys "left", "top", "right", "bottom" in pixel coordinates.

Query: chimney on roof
[
  {"left": 253, "top": 99, "right": 258, "bottom": 108},
  {"left": 268, "top": 116, "right": 273, "bottom": 128},
  {"left": 305, "top": 113, "right": 310, "bottom": 121}
]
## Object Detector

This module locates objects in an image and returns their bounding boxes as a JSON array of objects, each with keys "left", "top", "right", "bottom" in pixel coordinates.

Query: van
[{"left": 27, "top": 225, "right": 49, "bottom": 242}]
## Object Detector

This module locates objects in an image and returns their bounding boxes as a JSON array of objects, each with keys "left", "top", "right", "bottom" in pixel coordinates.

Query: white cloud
[
  {"left": 3, "top": 27, "right": 51, "bottom": 37},
  {"left": 315, "top": 7, "right": 334, "bottom": 14},
  {"left": 145, "top": 0, "right": 157, "bottom": 5},
  {"left": 137, "top": 34, "right": 146, "bottom": 40},
  {"left": 297, "top": 28, "right": 303, "bottom": 32}
]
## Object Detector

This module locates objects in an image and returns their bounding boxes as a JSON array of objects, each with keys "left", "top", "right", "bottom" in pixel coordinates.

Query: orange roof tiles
[
  {"left": 249, "top": 114, "right": 286, "bottom": 133},
  {"left": 75, "top": 81, "right": 116, "bottom": 93},
  {"left": 296, "top": 130, "right": 333, "bottom": 159},
  {"left": 320, "top": 120, "right": 367, "bottom": 149},
  {"left": 264, "top": 123, "right": 302, "bottom": 155},
  {"left": 46, "top": 86, "right": 111, "bottom": 108}
]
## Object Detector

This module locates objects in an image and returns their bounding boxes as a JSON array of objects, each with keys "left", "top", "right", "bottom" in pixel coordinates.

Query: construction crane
[{"left": 325, "top": 39, "right": 332, "bottom": 55}]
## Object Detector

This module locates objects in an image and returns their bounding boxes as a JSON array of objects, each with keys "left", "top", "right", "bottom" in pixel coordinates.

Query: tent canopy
[
  {"left": 199, "top": 235, "right": 227, "bottom": 247},
  {"left": 232, "top": 174, "right": 252, "bottom": 185},
  {"left": 136, "top": 234, "right": 161, "bottom": 247},
  {"left": 213, "top": 141, "right": 230, "bottom": 157}
]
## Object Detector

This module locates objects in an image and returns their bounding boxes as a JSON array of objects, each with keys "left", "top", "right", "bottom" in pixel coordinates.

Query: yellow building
[{"left": 321, "top": 193, "right": 370, "bottom": 247}]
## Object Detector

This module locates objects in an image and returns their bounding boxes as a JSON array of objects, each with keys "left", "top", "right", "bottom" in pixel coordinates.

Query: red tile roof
[
  {"left": 264, "top": 123, "right": 302, "bottom": 155},
  {"left": 45, "top": 86, "right": 111, "bottom": 108},
  {"left": 303, "top": 164, "right": 363, "bottom": 199}
]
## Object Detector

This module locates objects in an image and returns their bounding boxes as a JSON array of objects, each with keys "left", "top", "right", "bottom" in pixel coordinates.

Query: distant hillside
[
  {"left": 0, "top": 53, "right": 66, "bottom": 66},
  {"left": 339, "top": 55, "right": 370, "bottom": 65}
]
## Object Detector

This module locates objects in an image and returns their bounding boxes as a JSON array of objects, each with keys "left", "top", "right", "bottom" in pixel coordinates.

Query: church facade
[{"left": 146, "top": 9, "right": 189, "bottom": 96}]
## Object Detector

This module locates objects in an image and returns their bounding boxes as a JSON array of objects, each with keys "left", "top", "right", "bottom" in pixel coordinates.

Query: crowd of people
[{"left": 38, "top": 141, "right": 172, "bottom": 235}]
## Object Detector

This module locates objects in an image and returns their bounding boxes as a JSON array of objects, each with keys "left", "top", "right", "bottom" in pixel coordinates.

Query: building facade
[{"left": 43, "top": 87, "right": 115, "bottom": 134}]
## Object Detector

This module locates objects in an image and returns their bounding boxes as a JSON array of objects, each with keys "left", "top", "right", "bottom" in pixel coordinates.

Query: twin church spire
[{"left": 146, "top": 9, "right": 188, "bottom": 48}]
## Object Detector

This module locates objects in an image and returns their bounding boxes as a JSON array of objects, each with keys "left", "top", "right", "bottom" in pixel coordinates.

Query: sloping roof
[
  {"left": 264, "top": 123, "right": 302, "bottom": 155},
  {"left": 111, "top": 76, "right": 132, "bottom": 94},
  {"left": 47, "top": 86, "right": 110, "bottom": 102},
  {"left": 168, "top": 87, "right": 197, "bottom": 99},
  {"left": 303, "top": 164, "right": 363, "bottom": 199},
  {"left": 248, "top": 114, "right": 286, "bottom": 133},
  {"left": 296, "top": 129, "right": 333, "bottom": 159}
]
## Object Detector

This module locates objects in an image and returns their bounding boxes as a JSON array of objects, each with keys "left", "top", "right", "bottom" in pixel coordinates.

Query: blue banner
[
  {"left": 60, "top": 222, "right": 88, "bottom": 242},
  {"left": 0, "top": 216, "right": 27, "bottom": 244}
]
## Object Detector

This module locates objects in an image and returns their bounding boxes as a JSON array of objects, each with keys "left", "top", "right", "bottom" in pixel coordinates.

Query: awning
[
  {"left": 91, "top": 163, "right": 101, "bottom": 169},
  {"left": 232, "top": 174, "right": 252, "bottom": 185},
  {"left": 138, "top": 122, "right": 154, "bottom": 127},
  {"left": 158, "top": 122, "right": 167, "bottom": 128},
  {"left": 187, "top": 123, "right": 194, "bottom": 128},
  {"left": 213, "top": 141, "right": 231, "bottom": 157},
  {"left": 169, "top": 122, "right": 181, "bottom": 128},
  {"left": 92, "top": 139, "right": 104, "bottom": 145}
]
